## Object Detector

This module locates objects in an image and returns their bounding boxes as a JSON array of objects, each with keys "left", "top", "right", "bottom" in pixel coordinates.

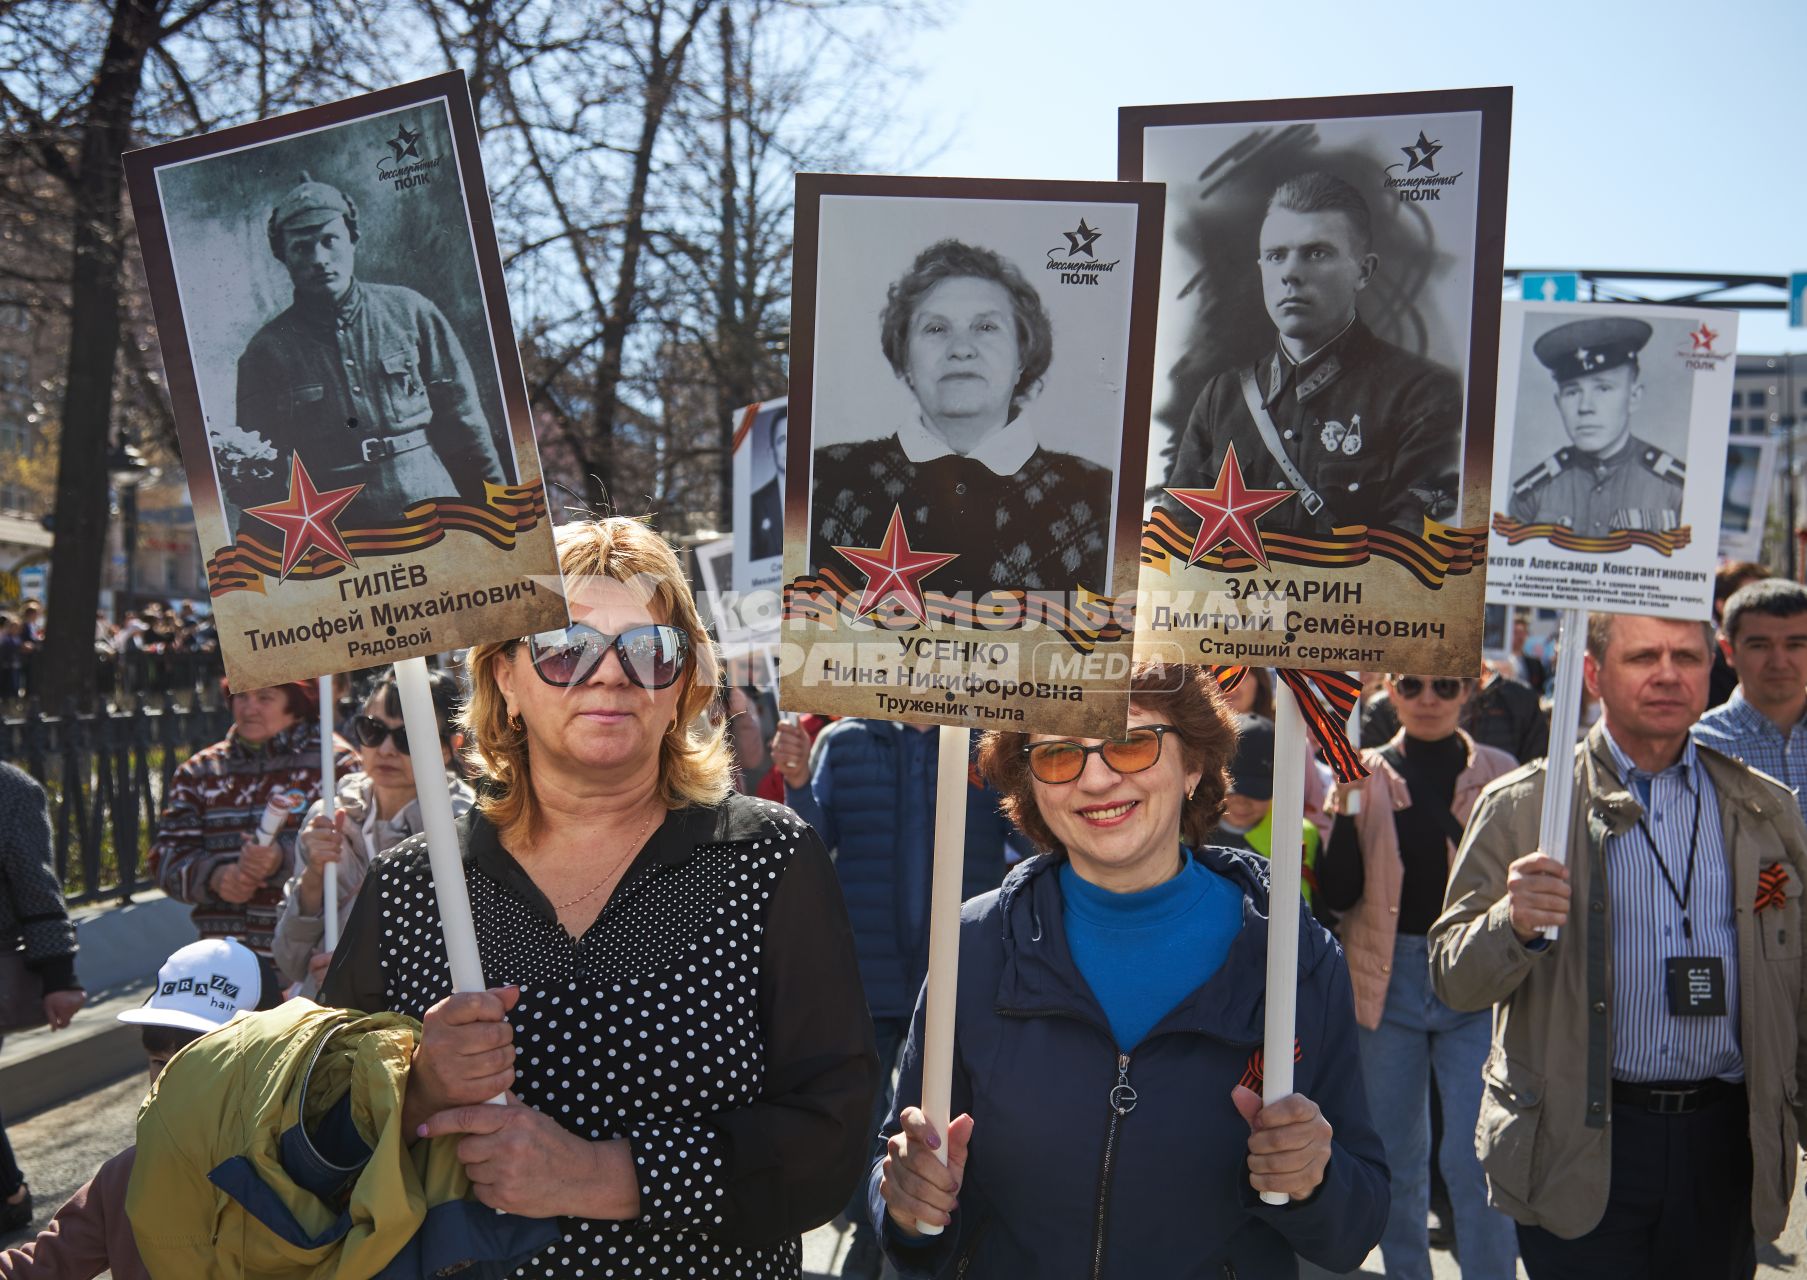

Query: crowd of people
[
  {"left": 0, "top": 598, "right": 225, "bottom": 703},
  {"left": 0, "top": 517, "right": 1802, "bottom": 1279}
]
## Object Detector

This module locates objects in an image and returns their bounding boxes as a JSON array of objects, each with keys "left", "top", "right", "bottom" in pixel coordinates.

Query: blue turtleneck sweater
[{"left": 1059, "top": 847, "right": 1244, "bottom": 1051}]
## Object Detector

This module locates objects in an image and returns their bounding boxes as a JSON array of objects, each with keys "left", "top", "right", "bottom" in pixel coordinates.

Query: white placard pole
[
  {"left": 914, "top": 725, "right": 971, "bottom": 1236},
  {"left": 1535, "top": 608, "right": 1587, "bottom": 941},
  {"left": 319, "top": 676, "right": 339, "bottom": 949},
  {"left": 1260, "top": 684, "right": 1309, "bottom": 1206},
  {"left": 395, "top": 657, "right": 486, "bottom": 995},
  {"left": 1342, "top": 697, "right": 1362, "bottom": 817},
  {"left": 764, "top": 648, "right": 794, "bottom": 726}
]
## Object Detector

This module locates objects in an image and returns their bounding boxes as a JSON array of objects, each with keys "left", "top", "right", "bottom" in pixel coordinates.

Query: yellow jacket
[{"left": 126, "top": 999, "right": 557, "bottom": 1278}]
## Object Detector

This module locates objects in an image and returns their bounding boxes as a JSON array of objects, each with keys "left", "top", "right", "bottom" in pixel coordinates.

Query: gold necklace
[{"left": 552, "top": 805, "right": 658, "bottom": 911}]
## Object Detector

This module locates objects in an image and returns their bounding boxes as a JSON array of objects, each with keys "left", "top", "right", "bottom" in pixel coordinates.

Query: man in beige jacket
[{"left": 1430, "top": 612, "right": 1807, "bottom": 1279}]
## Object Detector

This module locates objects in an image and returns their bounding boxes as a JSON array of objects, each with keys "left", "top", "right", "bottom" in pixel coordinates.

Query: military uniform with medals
[
  {"left": 1508, "top": 317, "right": 1684, "bottom": 539},
  {"left": 232, "top": 180, "right": 505, "bottom": 530},
  {"left": 1164, "top": 318, "right": 1463, "bottom": 538}
]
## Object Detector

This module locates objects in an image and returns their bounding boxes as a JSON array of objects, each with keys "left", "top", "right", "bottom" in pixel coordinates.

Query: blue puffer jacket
[
  {"left": 869, "top": 846, "right": 1389, "bottom": 1279},
  {"left": 786, "top": 719, "right": 1011, "bottom": 1019}
]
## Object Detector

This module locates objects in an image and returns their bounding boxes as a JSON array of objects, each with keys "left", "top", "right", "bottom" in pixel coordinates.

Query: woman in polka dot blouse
[{"left": 323, "top": 518, "right": 880, "bottom": 1278}]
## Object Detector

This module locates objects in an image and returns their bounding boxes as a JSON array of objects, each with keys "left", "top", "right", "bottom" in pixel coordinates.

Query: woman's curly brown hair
[{"left": 977, "top": 663, "right": 1239, "bottom": 858}]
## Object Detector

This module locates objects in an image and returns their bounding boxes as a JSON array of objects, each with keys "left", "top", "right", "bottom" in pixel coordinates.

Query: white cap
[{"left": 118, "top": 937, "right": 262, "bottom": 1033}]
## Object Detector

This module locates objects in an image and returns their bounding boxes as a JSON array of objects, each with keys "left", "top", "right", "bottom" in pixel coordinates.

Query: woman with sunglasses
[
  {"left": 1316, "top": 672, "right": 1519, "bottom": 1280},
  {"left": 321, "top": 517, "right": 877, "bottom": 1280},
  {"left": 871, "top": 663, "right": 1387, "bottom": 1279},
  {"left": 272, "top": 667, "right": 473, "bottom": 996}
]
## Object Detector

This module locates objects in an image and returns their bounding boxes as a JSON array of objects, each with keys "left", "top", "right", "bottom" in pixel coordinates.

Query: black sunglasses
[
  {"left": 352, "top": 715, "right": 413, "bottom": 753},
  {"left": 527, "top": 623, "right": 690, "bottom": 689},
  {"left": 1023, "top": 724, "right": 1178, "bottom": 785},
  {"left": 1393, "top": 676, "right": 1469, "bottom": 701}
]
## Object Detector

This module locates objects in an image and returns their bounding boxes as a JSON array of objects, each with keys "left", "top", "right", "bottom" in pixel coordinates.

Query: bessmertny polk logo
[
  {"left": 1046, "top": 217, "right": 1120, "bottom": 288},
  {"left": 1382, "top": 129, "right": 1464, "bottom": 204},
  {"left": 1678, "top": 320, "right": 1731, "bottom": 372},
  {"left": 376, "top": 120, "right": 442, "bottom": 192}
]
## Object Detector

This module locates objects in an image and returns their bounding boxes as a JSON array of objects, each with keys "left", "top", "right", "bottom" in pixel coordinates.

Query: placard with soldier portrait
[
  {"left": 124, "top": 72, "right": 565, "bottom": 690},
  {"left": 1719, "top": 436, "right": 1777, "bottom": 564},
  {"left": 1122, "top": 89, "right": 1511, "bottom": 678},
  {"left": 781, "top": 173, "right": 1164, "bottom": 736},
  {"left": 1485, "top": 301, "right": 1736, "bottom": 620},
  {"left": 729, "top": 396, "right": 788, "bottom": 644}
]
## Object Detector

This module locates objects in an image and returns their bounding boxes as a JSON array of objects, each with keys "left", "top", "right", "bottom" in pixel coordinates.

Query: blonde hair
[{"left": 461, "top": 518, "right": 731, "bottom": 845}]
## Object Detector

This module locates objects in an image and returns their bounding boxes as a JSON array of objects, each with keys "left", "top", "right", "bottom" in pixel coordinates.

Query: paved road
[{"left": 3, "top": 1072, "right": 1801, "bottom": 1278}]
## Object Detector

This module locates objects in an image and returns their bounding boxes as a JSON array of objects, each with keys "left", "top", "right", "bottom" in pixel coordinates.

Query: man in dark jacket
[
  {"left": 870, "top": 846, "right": 1389, "bottom": 1278},
  {"left": 772, "top": 716, "right": 1011, "bottom": 1277},
  {"left": 0, "top": 761, "right": 85, "bottom": 1230},
  {"left": 1162, "top": 171, "right": 1462, "bottom": 538}
]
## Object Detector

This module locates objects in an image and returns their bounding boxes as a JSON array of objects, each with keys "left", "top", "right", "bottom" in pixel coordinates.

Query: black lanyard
[{"left": 1632, "top": 776, "right": 1704, "bottom": 941}]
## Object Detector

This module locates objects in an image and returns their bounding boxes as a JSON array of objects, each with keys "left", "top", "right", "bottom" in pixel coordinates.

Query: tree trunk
[
  {"left": 713, "top": 1, "right": 741, "bottom": 529},
  {"left": 40, "top": 0, "right": 168, "bottom": 708},
  {"left": 581, "top": 0, "right": 714, "bottom": 514}
]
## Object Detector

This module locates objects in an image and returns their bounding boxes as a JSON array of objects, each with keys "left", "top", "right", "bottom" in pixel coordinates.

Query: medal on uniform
[
  {"left": 1342, "top": 413, "right": 1363, "bottom": 456},
  {"left": 1319, "top": 420, "right": 1347, "bottom": 452}
]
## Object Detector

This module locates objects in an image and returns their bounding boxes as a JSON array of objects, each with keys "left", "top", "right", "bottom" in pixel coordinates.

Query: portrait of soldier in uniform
[
  {"left": 808, "top": 237, "right": 1114, "bottom": 597},
  {"left": 1162, "top": 171, "right": 1463, "bottom": 537},
  {"left": 746, "top": 406, "right": 786, "bottom": 563},
  {"left": 1509, "top": 316, "right": 1685, "bottom": 538},
  {"left": 231, "top": 175, "right": 507, "bottom": 527}
]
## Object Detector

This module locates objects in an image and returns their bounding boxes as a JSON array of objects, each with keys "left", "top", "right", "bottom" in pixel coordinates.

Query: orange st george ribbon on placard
[
  {"left": 205, "top": 480, "right": 550, "bottom": 595},
  {"left": 1211, "top": 665, "right": 1370, "bottom": 785},
  {"left": 1490, "top": 513, "right": 1692, "bottom": 558}
]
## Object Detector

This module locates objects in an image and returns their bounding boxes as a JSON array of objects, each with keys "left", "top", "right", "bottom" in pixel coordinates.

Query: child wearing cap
[
  {"left": 1204, "top": 713, "right": 1324, "bottom": 916},
  {"left": 0, "top": 938, "right": 271, "bottom": 1280}
]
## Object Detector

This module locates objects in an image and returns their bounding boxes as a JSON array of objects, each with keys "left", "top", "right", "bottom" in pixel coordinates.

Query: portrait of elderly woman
[
  {"left": 867, "top": 663, "right": 1388, "bottom": 1278},
  {"left": 323, "top": 517, "right": 879, "bottom": 1277},
  {"left": 808, "top": 238, "right": 1116, "bottom": 599}
]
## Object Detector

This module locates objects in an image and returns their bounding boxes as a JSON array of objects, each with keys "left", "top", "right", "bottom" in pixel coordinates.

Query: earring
[{"left": 508, "top": 711, "right": 522, "bottom": 732}]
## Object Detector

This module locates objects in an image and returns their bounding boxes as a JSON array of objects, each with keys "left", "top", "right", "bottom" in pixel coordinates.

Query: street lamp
[{"left": 106, "top": 439, "right": 151, "bottom": 618}]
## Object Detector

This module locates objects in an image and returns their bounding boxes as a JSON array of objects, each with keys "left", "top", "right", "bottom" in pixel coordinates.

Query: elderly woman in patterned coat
[
  {"left": 324, "top": 517, "right": 878, "bottom": 1278},
  {"left": 807, "top": 238, "right": 1116, "bottom": 600}
]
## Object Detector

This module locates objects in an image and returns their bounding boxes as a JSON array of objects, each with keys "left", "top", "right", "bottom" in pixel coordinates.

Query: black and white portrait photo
[
  {"left": 1126, "top": 92, "right": 1510, "bottom": 540},
  {"left": 1720, "top": 437, "right": 1778, "bottom": 562},
  {"left": 1487, "top": 300, "right": 1737, "bottom": 620},
  {"left": 738, "top": 399, "right": 788, "bottom": 565},
  {"left": 1506, "top": 314, "right": 1687, "bottom": 538},
  {"left": 124, "top": 73, "right": 567, "bottom": 690},
  {"left": 779, "top": 173, "right": 1162, "bottom": 737},
  {"left": 133, "top": 77, "right": 521, "bottom": 538},
  {"left": 1122, "top": 89, "right": 1510, "bottom": 679},
  {"left": 792, "top": 177, "right": 1161, "bottom": 604}
]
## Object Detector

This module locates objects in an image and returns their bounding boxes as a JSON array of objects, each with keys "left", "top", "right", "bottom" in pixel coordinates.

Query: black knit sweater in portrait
[{"left": 808, "top": 437, "right": 1117, "bottom": 598}]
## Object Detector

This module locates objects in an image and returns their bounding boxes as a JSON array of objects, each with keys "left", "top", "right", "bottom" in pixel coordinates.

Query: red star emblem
[
  {"left": 1689, "top": 322, "right": 1718, "bottom": 354},
  {"left": 1165, "top": 446, "right": 1294, "bottom": 568},
  {"left": 833, "top": 506, "right": 958, "bottom": 622},
  {"left": 244, "top": 454, "right": 363, "bottom": 578}
]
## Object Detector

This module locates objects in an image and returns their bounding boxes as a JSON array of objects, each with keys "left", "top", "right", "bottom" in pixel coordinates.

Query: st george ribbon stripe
[
  {"left": 1490, "top": 514, "right": 1691, "bottom": 557},
  {"left": 1140, "top": 508, "right": 1488, "bottom": 590},
  {"left": 205, "top": 482, "right": 548, "bottom": 595},
  {"left": 1210, "top": 664, "right": 1370, "bottom": 784}
]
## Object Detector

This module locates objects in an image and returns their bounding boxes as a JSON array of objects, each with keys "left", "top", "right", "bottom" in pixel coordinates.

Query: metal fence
[{"left": 2, "top": 695, "right": 234, "bottom": 908}]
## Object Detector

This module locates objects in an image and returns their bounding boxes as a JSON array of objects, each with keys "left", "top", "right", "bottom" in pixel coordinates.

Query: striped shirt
[
  {"left": 1693, "top": 688, "right": 1807, "bottom": 816},
  {"left": 1600, "top": 727, "right": 1743, "bottom": 1084}
]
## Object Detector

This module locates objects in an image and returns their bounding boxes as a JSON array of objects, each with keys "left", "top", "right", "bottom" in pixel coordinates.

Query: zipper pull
[{"left": 1108, "top": 1052, "right": 1137, "bottom": 1116}]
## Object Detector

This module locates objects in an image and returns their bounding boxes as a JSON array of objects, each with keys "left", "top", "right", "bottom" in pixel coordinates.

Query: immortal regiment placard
[
  {"left": 780, "top": 174, "right": 1163, "bottom": 735},
  {"left": 1485, "top": 301, "right": 1736, "bottom": 619},
  {"left": 1124, "top": 89, "right": 1511, "bottom": 678},
  {"left": 124, "top": 72, "right": 565, "bottom": 689},
  {"left": 731, "top": 397, "right": 788, "bottom": 646},
  {"left": 1719, "top": 435, "right": 1778, "bottom": 564}
]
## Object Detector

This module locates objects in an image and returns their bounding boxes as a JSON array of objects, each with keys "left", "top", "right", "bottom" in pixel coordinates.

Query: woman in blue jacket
[{"left": 871, "top": 663, "right": 1389, "bottom": 1278}]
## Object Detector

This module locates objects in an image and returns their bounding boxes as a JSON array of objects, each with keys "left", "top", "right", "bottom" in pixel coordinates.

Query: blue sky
[{"left": 896, "top": 0, "right": 1806, "bottom": 353}]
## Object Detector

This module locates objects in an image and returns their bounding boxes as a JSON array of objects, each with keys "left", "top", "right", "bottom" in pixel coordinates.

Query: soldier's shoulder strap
[
  {"left": 1638, "top": 444, "right": 1686, "bottom": 482},
  {"left": 1237, "top": 366, "right": 1323, "bottom": 516},
  {"left": 1513, "top": 447, "right": 1573, "bottom": 496}
]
